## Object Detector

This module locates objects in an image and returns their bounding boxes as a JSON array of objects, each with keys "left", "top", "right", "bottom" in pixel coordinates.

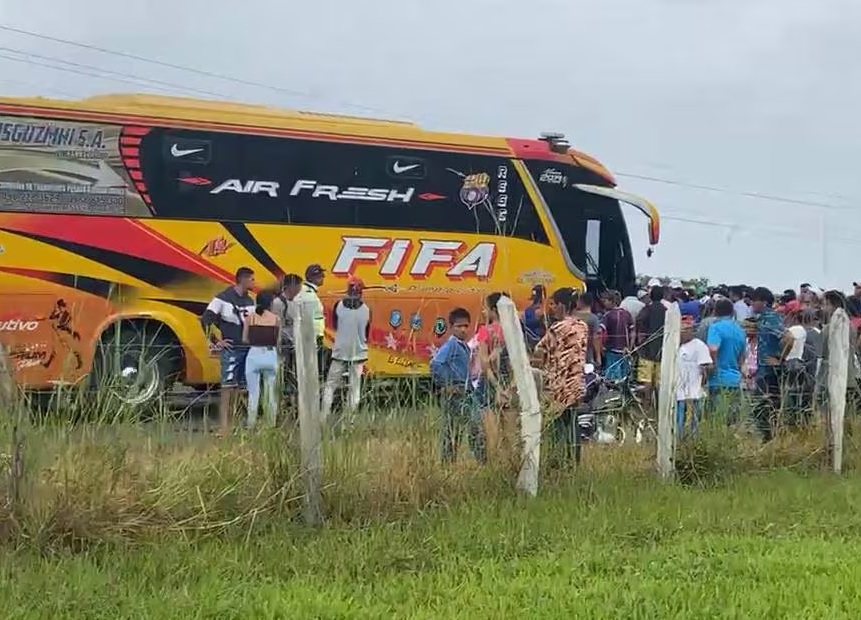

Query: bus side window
[
  {"left": 505, "top": 166, "right": 549, "bottom": 245},
  {"left": 585, "top": 219, "right": 601, "bottom": 277},
  {"left": 355, "top": 150, "right": 501, "bottom": 236},
  {"left": 353, "top": 152, "right": 550, "bottom": 244}
]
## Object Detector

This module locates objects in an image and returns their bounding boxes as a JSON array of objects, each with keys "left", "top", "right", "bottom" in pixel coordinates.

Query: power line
[
  {"left": 0, "top": 46, "right": 235, "bottom": 101},
  {"left": 0, "top": 23, "right": 398, "bottom": 117},
  {"left": 0, "top": 52, "right": 184, "bottom": 95},
  {"left": 2, "top": 23, "right": 858, "bottom": 236},
  {"left": 661, "top": 212, "right": 861, "bottom": 246},
  {"left": 662, "top": 213, "right": 799, "bottom": 239},
  {"left": 0, "top": 77, "right": 79, "bottom": 98},
  {"left": 616, "top": 170, "right": 855, "bottom": 212},
  {"left": 628, "top": 161, "right": 858, "bottom": 206},
  {"left": 2, "top": 25, "right": 853, "bottom": 209}
]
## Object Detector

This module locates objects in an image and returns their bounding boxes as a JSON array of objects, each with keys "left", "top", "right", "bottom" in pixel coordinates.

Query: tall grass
[
  {"left": 2, "top": 350, "right": 857, "bottom": 554},
  {"left": 0, "top": 378, "right": 529, "bottom": 552}
]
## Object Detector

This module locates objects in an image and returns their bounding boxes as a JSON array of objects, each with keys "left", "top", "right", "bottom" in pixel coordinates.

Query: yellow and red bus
[{"left": 0, "top": 93, "right": 659, "bottom": 404}]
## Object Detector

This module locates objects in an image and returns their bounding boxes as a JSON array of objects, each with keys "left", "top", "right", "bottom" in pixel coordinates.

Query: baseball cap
[
  {"left": 647, "top": 277, "right": 661, "bottom": 288},
  {"left": 305, "top": 263, "right": 326, "bottom": 279},
  {"left": 669, "top": 279, "right": 683, "bottom": 290}
]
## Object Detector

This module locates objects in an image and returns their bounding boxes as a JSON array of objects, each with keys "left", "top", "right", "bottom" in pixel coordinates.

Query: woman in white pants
[{"left": 243, "top": 290, "right": 280, "bottom": 428}]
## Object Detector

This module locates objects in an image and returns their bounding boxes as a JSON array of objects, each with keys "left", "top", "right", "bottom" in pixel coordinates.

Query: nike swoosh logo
[
  {"left": 392, "top": 161, "right": 420, "bottom": 174},
  {"left": 171, "top": 144, "right": 204, "bottom": 157}
]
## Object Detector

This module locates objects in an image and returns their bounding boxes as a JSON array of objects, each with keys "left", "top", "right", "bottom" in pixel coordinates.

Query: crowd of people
[
  {"left": 201, "top": 264, "right": 372, "bottom": 437},
  {"left": 197, "top": 263, "right": 861, "bottom": 461},
  {"left": 519, "top": 279, "right": 861, "bottom": 449}
]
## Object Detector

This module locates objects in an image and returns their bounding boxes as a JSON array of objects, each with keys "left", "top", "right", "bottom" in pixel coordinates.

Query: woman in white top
[{"left": 781, "top": 310, "right": 807, "bottom": 422}]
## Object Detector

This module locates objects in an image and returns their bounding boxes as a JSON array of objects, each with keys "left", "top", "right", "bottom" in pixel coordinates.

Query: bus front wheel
[{"left": 94, "top": 321, "right": 182, "bottom": 410}]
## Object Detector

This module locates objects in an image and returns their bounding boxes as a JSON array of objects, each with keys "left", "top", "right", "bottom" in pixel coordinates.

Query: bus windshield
[{"left": 527, "top": 161, "right": 659, "bottom": 294}]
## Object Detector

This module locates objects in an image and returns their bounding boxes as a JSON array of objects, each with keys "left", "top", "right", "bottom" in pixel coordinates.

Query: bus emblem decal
[
  {"left": 389, "top": 309, "right": 403, "bottom": 328},
  {"left": 458, "top": 172, "right": 490, "bottom": 210},
  {"left": 409, "top": 313, "right": 422, "bottom": 330}
]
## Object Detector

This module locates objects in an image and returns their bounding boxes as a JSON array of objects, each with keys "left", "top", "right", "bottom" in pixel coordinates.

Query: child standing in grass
[
  {"left": 431, "top": 307, "right": 487, "bottom": 464},
  {"left": 675, "top": 316, "right": 713, "bottom": 437}
]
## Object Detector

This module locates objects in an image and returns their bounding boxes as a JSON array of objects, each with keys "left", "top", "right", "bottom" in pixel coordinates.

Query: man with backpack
[{"left": 321, "top": 276, "right": 371, "bottom": 421}]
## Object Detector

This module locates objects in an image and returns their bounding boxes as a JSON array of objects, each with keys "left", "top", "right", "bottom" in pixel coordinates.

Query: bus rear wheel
[{"left": 94, "top": 321, "right": 182, "bottom": 411}]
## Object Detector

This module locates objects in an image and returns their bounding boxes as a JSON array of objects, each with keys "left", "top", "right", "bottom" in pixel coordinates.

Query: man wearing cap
[
  {"left": 665, "top": 279, "right": 683, "bottom": 309},
  {"left": 677, "top": 288, "right": 701, "bottom": 323},
  {"left": 296, "top": 263, "right": 328, "bottom": 374},
  {"left": 800, "top": 286, "right": 822, "bottom": 310},
  {"left": 620, "top": 284, "right": 646, "bottom": 323},
  {"left": 322, "top": 276, "right": 371, "bottom": 420}
]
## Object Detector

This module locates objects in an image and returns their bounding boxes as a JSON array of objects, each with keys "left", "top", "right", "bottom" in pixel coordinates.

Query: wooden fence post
[
  {"left": 0, "top": 343, "right": 25, "bottom": 507},
  {"left": 496, "top": 296, "right": 542, "bottom": 497},
  {"left": 0, "top": 343, "right": 15, "bottom": 408},
  {"left": 827, "top": 308, "right": 850, "bottom": 475},
  {"left": 656, "top": 303, "right": 681, "bottom": 481},
  {"left": 294, "top": 299, "right": 323, "bottom": 524}
]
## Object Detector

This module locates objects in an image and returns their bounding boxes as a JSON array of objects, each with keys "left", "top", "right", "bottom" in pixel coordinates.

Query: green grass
[
  {"left": 4, "top": 470, "right": 861, "bottom": 619},
  {"left": 4, "top": 374, "right": 861, "bottom": 618}
]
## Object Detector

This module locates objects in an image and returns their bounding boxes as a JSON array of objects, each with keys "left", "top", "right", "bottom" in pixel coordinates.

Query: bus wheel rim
[{"left": 113, "top": 357, "right": 161, "bottom": 405}]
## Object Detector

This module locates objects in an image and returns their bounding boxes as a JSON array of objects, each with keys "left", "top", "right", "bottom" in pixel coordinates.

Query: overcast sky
[{"left": 1, "top": 0, "right": 859, "bottom": 291}]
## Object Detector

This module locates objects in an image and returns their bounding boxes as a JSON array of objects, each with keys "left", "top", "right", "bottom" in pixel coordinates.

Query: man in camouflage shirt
[{"left": 535, "top": 287, "right": 588, "bottom": 461}]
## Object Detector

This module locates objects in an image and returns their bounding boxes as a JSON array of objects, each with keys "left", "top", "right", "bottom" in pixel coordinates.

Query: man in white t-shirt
[
  {"left": 729, "top": 286, "right": 751, "bottom": 321},
  {"left": 620, "top": 285, "right": 646, "bottom": 322},
  {"left": 781, "top": 310, "right": 807, "bottom": 422},
  {"left": 663, "top": 279, "right": 683, "bottom": 309},
  {"left": 676, "top": 318, "right": 713, "bottom": 437}
]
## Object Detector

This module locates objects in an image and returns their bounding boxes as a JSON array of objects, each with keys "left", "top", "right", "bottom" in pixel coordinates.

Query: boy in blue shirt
[
  {"left": 706, "top": 298, "right": 747, "bottom": 425},
  {"left": 431, "top": 307, "right": 486, "bottom": 464}
]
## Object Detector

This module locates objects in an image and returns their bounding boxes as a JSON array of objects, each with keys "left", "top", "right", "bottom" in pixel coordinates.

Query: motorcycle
[
  {"left": 584, "top": 366, "right": 657, "bottom": 444},
  {"left": 574, "top": 364, "right": 627, "bottom": 444}
]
